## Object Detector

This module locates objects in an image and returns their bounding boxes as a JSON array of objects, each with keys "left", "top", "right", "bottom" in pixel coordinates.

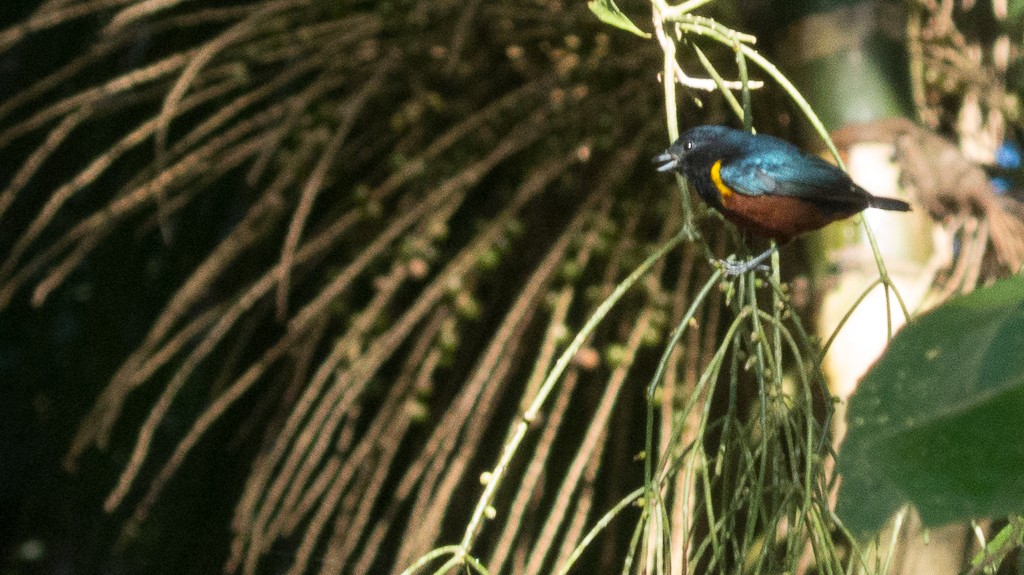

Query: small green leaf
[
  {"left": 971, "top": 516, "right": 1024, "bottom": 572},
  {"left": 836, "top": 275, "right": 1024, "bottom": 535},
  {"left": 587, "top": 0, "right": 650, "bottom": 38}
]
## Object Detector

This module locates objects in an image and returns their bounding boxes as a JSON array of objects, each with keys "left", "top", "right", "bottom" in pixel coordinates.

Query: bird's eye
[{"left": 684, "top": 141, "right": 693, "bottom": 150}]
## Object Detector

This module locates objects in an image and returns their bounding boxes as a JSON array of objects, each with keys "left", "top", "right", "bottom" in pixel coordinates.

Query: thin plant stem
[{"left": 456, "top": 228, "right": 690, "bottom": 555}]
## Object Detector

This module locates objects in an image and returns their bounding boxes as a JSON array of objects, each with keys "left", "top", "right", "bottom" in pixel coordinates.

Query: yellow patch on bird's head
[{"left": 709, "top": 159, "right": 735, "bottom": 205}]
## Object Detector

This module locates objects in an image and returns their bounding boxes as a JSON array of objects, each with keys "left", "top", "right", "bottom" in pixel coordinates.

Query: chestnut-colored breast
[{"left": 718, "top": 192, "right": 858, "bottom": 244}]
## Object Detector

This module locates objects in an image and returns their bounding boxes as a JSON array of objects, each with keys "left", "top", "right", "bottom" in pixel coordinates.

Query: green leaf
[
  {"left": 971, "top": 516, "right": 1024, "bottom": 572},
  {"left": 836, "top": 275, "right": 1024, "bottom": 535},
  {"left": 587, "top": 0, "right": 650, "bottom": 38},
  {"left": 1006, "top": 0, "right": 1024, "bottom": 35}
]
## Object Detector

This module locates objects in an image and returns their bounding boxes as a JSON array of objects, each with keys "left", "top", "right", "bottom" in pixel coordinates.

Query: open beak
[{"left": 653, "top": 152, "right": 679, "bottom": 173}]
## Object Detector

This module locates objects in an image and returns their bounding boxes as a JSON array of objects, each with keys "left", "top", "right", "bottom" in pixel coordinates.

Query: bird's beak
[{"left": 653, "top": 152, "right": 679, "bottom": 173}]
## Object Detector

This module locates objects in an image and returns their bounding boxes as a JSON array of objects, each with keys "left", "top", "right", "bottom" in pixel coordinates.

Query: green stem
[
  {"left": 458, "top": 229, "right": 689, "bottom": 552},
  {"left": 692, "top": 44, "right": 744, "bottom": 121},
  {"left": 820, "top": 277, "right": 883, "bottom": 358},
  {"left": 645, "top": 269, "right": 722, "bottom": 493},
  {"left": 399, "top": 546, "right": 460, "bottom": 575}
]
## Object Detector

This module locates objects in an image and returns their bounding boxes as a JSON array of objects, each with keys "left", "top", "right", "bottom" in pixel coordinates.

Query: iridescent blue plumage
[
  {"left": 654, "top": 125, "right": 911, "bottom": 274},
  {"left": 655, "top": 125, "right": 909, "bottom": 224}
]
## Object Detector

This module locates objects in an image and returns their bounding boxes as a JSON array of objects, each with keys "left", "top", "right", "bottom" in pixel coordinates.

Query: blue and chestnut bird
[{"left": 655, "top": 125, "right": 911, "bottom": 274}]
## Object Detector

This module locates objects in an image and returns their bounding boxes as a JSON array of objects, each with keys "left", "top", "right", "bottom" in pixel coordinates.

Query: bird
[{"left": 654, "top": 125, "right": 911, "bottom": 275}]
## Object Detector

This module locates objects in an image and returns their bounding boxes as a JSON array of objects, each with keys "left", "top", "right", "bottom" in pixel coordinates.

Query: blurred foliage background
[{"left": 1, "top": 0, "right": 1022, "bottom": 573}]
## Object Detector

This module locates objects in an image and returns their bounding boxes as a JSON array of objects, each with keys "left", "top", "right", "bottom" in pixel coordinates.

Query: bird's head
[{"left": 653, "top": 125, "right": 734, "bottom": 174}]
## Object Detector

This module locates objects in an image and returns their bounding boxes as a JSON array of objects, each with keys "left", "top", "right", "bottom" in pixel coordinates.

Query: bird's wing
[{"left": 720, "top": 152, "right": 870, "bottom": 214}]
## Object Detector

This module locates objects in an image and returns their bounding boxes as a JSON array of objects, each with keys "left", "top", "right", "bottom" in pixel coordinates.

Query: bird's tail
[{"left": 869, "top": 195, "right": 911, "bottom": 212}]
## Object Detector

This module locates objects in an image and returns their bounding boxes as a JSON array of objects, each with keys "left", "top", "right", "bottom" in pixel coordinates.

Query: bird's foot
[
  {"left": 715, "top": 258, "right": 770, "bottom": 276},
  {"left": 714, "top": 248, "right": 776, "bottom": 277}
]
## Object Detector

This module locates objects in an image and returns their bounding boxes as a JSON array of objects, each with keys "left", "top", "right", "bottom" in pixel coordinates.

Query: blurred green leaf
[
  {"left": 971, "top": 516, "right": 1024, "bottom": 573},
  {"left": 836, "top": 275, "right": 1024, "bottom": 535},
  {"left": 1006, "top": 0, "right": 1024, "bottom": 35},
  {"left": 588, "top": 0, "right": 650, "bottom": 38}
]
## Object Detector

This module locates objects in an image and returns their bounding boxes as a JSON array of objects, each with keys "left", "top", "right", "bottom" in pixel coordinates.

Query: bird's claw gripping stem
[{"left": 715, "top": 246, "right": 775, "bottom": 276}]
